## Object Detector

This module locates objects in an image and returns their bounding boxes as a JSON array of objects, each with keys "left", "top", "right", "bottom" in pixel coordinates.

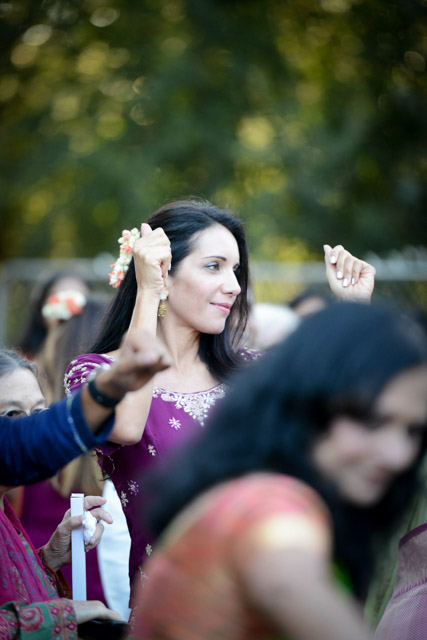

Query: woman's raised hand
[
  {"left": 41, "top": 496, "right": 113, "bottom": 571},
  {"left": 324, "top": 245, "right": 376, "bottom": 303},
  {"left": 133, "top": 223, "right": 172, "bottom": 295}
]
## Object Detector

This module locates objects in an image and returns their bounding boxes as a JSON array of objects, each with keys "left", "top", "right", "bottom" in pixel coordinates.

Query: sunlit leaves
[{"left": 0, "top": 0, "right": 426, "bottom": 261}]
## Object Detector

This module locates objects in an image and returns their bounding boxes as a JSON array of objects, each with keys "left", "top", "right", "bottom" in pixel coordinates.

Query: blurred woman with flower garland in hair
[
  {"left": 9, "top": 281, "right": 90, "bottom": 518},
  {"left": 64, "top": 198, "right": 376, "bottom": 607},
  {"left": 18, "top": 269, "right": 90, "bottom": 370}
]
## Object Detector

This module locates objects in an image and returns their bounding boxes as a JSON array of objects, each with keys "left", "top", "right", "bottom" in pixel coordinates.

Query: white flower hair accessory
[
  {"left": 109, "top": 228, "right": 141, "bottom": 288},
  {"left": 41, "top": 290, "right": 87, "bottom": 321}
]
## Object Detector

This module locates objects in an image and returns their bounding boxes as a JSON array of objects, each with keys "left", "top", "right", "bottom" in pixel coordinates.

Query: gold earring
[{"left": 158, "top": 293, "right": 167, "bottom": 318}]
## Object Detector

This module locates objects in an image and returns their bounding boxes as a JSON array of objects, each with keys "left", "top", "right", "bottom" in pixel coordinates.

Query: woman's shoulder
[
  {"left": 218, "top": 473, "right": 332, "bottom": 555},
  {"left": 181, "top": 473, "right": 330, "bottom": 537},
  {"left": 220, "top": 473, "right": 329, "bottom": 515},
  {"left": 64, "top": 353, "right": 114, "bottom": 394}
]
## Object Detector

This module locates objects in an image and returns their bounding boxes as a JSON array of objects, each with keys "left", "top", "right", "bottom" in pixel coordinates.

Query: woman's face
[
  {"left": 165, "top": 224, "right": 242, "bottom": 335},
  {"left": 312, "top": 365, "right": 427, "bottom": 506},
  {"left": 0, "top": 368, "right": 46, "bottom": 419},
  {"left": 48, "top": 276, "right": 89, "bottom": 297}
]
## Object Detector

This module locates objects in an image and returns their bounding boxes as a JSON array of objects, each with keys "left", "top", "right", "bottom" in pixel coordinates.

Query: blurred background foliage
[{"left": 0, "top": 0, "right": 426, "bottom": 263}]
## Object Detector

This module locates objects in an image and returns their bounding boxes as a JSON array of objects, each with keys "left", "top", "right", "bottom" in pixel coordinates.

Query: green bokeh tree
[{"left": 0, "top": 0, "right": 426, "bottom": 261}]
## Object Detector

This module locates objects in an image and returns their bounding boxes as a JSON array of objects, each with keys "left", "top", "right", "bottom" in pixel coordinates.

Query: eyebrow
[
  {"left": 203, "top": 255, "right": 227, "bottom": 260},
  {"left": 203, "top": 255, "right": 240, "bottom": 265}
]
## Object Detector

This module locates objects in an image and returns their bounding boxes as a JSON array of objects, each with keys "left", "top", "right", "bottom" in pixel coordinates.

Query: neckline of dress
[
  {"left": 103, "top": 353, "right": 225, "bottom": 397},
  {"left": 153, "top": 382, "right": 226, "bottom": 396}
]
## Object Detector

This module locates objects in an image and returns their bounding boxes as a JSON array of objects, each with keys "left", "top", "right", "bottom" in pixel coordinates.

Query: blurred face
[
  {"left": 165, "top": 224, "right": 241, "bottom": 335},
  {"left": 0, "top": 369, "right": 46, "bottom": 419},
  {"left": 48, "top": 277, "right": 89, "bottom": 297},
  {"left": 312, "top": 365, "right": 427, "bottom": 506}
]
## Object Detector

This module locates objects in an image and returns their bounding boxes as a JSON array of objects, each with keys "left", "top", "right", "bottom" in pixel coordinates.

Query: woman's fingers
[
  {"left": 87, "top": 506, "right": 113, "bottom": 525},
  {"left": 84, "top": 495, "right": 106, "bottom": 510},
  {"left": 85, "top": 522, "right": 105, "bottom": 549},
  {"left": 73, "top": 600, "right": 125, "bottom": 624},
  {"left": 133, "top": 227, "right": 172, "bottom": 291},
  {"left": 84, "top": 496, "right": 107, "bottom": 511},
  {"left": 140, "top": 222, "right": 152, "bottom": 236},
  {"left": 350, "top": 259, "right": 363, "bottom": 286},
  {"left": 328, "top": 245, "right": 363, "bottom": 287}
]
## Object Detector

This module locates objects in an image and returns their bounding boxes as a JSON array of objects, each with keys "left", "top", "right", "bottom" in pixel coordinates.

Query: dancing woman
[{"left": 65, "top": 199, "right": 375, "bottom": 605}]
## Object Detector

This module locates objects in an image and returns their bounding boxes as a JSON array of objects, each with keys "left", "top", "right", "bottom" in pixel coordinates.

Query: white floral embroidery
[
  {"left": 153, "top": 384, "right": 227, "bottom": 426},
  {"left": 120, "top": 491, "right": 128, "bottom": 507},
  {"left": 127, "top": 480, "right": 139, "bottom": 495},
  {"left": 145, "top": 544, "right": 152, "bottom": 556},
  {"left": 148, "top": 445, "right": 157, "bottom": 456},
  {"left": 169, "top": 417, "right": 181, "bottom": 430},
  {"left": 64, "top": 359, "right": 112, "bottom": 394}
]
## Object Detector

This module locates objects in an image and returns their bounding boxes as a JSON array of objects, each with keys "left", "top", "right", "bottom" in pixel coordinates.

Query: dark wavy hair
[
  {"left": 91, "top": 199, "right": 251, "bottom": 381},
  {"left": 145, "top": 302, "right": 427, "bottom": 597},
  {"left": 18, "top": 270, "right": 90, "bottom": 358}
]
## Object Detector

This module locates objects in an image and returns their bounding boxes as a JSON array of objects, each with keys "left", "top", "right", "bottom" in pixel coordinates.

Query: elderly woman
[{"left": 0, "top": 349, "right": 123, "bottom": 639}]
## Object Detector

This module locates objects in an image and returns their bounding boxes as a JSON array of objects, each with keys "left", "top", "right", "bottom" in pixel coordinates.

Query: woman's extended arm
[
  {"left": 243, "top": 547, "right": 372, "bottom": 640},
  {"left": 104, "top": 223, "right": 173, "bottom": 445}
]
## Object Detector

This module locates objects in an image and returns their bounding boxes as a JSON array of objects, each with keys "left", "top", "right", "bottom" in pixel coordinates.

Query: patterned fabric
[
  {"left": 64, "top": 348, "right": 261, "bottom": 606},
  {"left": 373, "top": 521, "right": 427, "bottom": 640},
  {"left": 365, "top": 456, "right": 427, "bottom": 627},
  {"left": 0, "top": 499, "right": 77, "bottom": 639},
  {"left": 132, "top": 473, "right": 332, "bottom": 640},
  {"left": 0, "top": 600, "right": 76, "bottom": 640}
]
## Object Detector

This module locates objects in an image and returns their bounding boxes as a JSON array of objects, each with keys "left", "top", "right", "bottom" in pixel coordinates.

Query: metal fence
[{"left": 1, "top": 253, "right": 427, "bottom": 347}]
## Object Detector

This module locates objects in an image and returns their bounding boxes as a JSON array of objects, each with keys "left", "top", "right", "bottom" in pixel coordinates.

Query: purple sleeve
[{"left": 64, "top": 353, "right": 114, "bottom": 394}]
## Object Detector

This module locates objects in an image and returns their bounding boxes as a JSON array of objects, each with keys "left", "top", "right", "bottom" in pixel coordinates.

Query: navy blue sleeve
[{"left": 0, "top": 389, "right": 114, "bottom": 486}]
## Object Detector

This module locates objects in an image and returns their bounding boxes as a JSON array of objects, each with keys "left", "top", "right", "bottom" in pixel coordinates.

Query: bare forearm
[
  {"left": 244, "top": 548, "right": 372, "bottom": 640},
  {"left": 79, "top": 380, "right": 121, "bottom": 434},
  {"left": 129, "top": 289, "right": 160, "bottom": 336},
  {"left": 107, "top": 384, "right": 154, "bottom": 444},
  {"left": 106, "top": 292, "right": 160, "bottom": 443},
  {"left": 270, "top": 580, "right": 372, "bottom": 640}
]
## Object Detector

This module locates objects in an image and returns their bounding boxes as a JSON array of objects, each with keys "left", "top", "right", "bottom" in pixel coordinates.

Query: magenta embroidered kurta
[{"left": 65, "top": 350, "right": 258, "bottom": 605}]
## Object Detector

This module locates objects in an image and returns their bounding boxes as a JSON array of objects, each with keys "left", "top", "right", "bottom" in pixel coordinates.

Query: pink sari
[{"left": 0, "top": 498, "right": 77, "bottom": 639}]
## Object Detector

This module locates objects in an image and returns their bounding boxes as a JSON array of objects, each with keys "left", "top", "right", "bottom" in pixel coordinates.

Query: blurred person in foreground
[
  {"left": 132, "top": 302, "right": 427, "bottom": 640},
  {"left": 245, "top": 302, "right": 299, "bottom": 350},
  {"left": 287, "top": 286, "right": 331, "bottom": 317}
]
